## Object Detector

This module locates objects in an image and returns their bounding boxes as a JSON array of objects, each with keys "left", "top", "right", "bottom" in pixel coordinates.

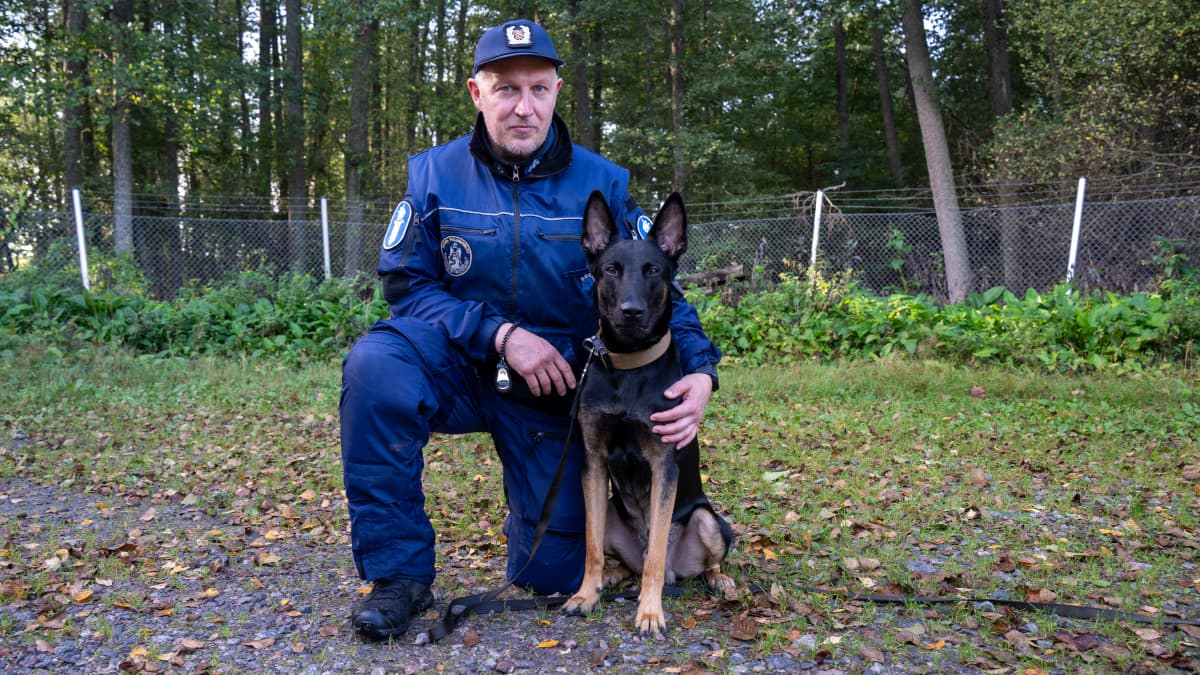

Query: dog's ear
[
  {"left": 648, "top": 192, "right": 688, "bottom": 261},
  {"left": 581, "top": 190, "right": 619, "bottom": 257}
]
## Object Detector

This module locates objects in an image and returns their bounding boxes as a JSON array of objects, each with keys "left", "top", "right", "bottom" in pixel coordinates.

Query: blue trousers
[{"left": 339, "top": 317, "right": 586, "bottom": 595}]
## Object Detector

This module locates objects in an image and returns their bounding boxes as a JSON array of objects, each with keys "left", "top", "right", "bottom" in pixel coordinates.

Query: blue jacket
[{"left": 378, "top": 113, "right": 720, "bottom": 386}]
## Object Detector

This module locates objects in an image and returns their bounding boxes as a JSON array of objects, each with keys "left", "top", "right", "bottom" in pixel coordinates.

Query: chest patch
[{"left": 441, "top": 236, "right": 473, "bottom": 276}]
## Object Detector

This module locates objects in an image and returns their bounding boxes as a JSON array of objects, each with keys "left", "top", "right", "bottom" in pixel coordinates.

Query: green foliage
[
  {"left": 691, "top": 275, "right": 1199, "bottom": 372},
  {"left": 0, "top": 252, "right": 387, "bottom": 363}
]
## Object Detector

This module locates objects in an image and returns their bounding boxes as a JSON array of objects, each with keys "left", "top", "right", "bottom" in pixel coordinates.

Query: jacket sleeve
[
  {"left": 378, "top": 160, "right": 504, "bottom": 362},
  {"left": 609, "top": 187, "right": 723, "bottom": 387}
]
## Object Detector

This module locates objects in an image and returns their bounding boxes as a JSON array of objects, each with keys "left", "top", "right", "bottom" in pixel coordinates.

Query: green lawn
[{"left": 2, "top": 342, "right": 1198, "bottom": 671}]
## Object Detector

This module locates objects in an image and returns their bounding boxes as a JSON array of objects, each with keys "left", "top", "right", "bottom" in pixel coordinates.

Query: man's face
[{"left": 468, "top": 56, "right": 562, "bottom": 163}]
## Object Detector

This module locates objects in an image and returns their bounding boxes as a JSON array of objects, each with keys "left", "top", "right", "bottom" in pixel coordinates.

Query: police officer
[{"left": 341, "top": 19, "right": 721, "bottom": 642}]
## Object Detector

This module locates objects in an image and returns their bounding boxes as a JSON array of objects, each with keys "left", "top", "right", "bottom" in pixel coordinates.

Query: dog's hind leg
[
  {"left": 666, "top": 508, "right": 737, "bottom": 600},
  {"left": 603, "top": 501, "right": 640, "bottom": 588}
]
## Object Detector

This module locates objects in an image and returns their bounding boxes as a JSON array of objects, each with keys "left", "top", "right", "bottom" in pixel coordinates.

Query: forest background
[{"left": 2, "top": 0, "right": 1199, "bottom": 305}]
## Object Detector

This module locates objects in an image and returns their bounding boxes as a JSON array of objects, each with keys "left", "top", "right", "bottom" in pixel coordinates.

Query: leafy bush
[
  {"left": 0, "top": 253, "right": 387, "bottom": 363},
  {"left": 691, "top": 275, "right": 1199, "bottom": 372},
  {"left": 3, "top": 251, "right": 1197, "bottom": 371}
]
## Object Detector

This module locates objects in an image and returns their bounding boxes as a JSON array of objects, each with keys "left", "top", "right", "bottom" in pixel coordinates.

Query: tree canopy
[{"left": 1, "top": 0, "right": 1197, "bottom": 231}]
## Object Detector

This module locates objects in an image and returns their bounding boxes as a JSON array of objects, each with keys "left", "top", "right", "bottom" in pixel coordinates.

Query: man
[{"left": 340, "top": 19, "right": 721, "bottom": 642}]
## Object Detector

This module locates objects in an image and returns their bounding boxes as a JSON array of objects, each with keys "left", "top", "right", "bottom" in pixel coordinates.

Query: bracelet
[
  {"left": 494, "top": 322, "right": 519, "bottom": 393},
  {"left": 498, "top": 322, "right": 520, "bottom": 358}
]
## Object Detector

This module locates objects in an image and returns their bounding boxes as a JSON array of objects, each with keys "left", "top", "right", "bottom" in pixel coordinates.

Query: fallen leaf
[
  {"left": 1025, "top": 588, "right": 1057, "bottom": 603},
  {"left": 858, "top": 643, "right": 884, "bottom": 662},
  {"left": 1133, "top": 628, "right": 1162, "bottom": 641},
  {"left": 970, "top": 385, "right": 986, "bottom": 398},
  {"left": 72, "top": 589, "right": 94, "bottom": 604},
  {"left": 729, "top": 615, "right": 757, "bottom": 641},
  {"left": 536, "top": 639, "right": 559, "bottom": 649},
  {"left": 969, "top": 467, "right": 988, "bottom": 487},
  {"left": 139, "top": 507, "right": 157, "bottom": 522},
  {"left": 243, "top": 637, "right": 275, "bottom": 649},
  {"left": 175, "top": 638, "right": 205, "bottom": 653},
  {"left": 923, "top": 639, "right": 946, "bottom": 651},
  {"left": 462, "top": 628, "right": 481, "bottom": 647}
]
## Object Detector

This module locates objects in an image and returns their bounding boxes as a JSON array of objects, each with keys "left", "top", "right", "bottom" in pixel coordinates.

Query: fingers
[
  {"left": 505, "top": 328, "right": 576, "bottom": 396},
  {"left": 650, "top": 373, "right": 712, "bottom": 445}
]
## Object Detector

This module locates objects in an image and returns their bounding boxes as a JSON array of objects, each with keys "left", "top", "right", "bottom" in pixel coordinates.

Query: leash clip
[{"left": 582, "top": 334, "right": 608, "bottom": 358}]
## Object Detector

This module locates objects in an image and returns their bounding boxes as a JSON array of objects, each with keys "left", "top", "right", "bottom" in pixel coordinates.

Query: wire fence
[{"left": 5, "top": 181, "right": 1199, "bottom": 302}]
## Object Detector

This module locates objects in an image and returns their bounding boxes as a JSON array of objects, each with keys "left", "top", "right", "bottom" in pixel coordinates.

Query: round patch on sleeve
[
  {"left": 382, "top": 201, "right": 414, "bottom": 250},
  {"left": 635, "top": 214, "right": 654, "bottom": 240}
]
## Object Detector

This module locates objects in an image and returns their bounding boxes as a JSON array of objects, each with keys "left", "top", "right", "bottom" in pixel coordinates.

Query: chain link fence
[{"left": 5, "top": 188, "right": 1199, "bottom": 302}]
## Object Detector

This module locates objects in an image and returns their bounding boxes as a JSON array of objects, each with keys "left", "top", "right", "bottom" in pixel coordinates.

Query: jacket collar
[{"left": 469, "top": 112, "right": 573, "bottom": 182}]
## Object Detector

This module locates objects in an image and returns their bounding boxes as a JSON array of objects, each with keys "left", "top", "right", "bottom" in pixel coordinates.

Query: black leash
[
  {"left": 786, "top": 585, "right": 1200, "bottom": 627},
  {"left": 418, "top": 344, "right": 605, "bottom": 644}
]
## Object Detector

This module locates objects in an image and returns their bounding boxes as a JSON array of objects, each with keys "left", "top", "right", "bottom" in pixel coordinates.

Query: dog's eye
[
  {"left": 646, "top": 264, "right": 661, "bottom": 277},
  {"left": 604, "top": 264, "right": 620, "bottom": 276}
]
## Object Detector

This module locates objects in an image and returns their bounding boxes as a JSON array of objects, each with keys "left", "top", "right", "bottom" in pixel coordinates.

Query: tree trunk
[
  {"left": 344, "top": 4, "right": 377, "bottom": 276},
  {"left": 258, "top": 0, "right": 276, "bottom": 198},
  {"left": 669, "top": 0, "right": 687, "bottom": 193},
  {"left": 284, "top": 0, "right": 307, "bottom": 273},
  {"left": 111, "top": 0, "right": 134, "bottom": 255},
  {"left": 869, "top": 7, "right": 903, "bottom": 187},
  {"left": 569, "top": 0, "right": 594, "bottom": 149},
  {"left": 62, "top": 0, "right": 87, "bottom": 198},
  {"left": 405, "top": 0, "right": 426, "bottom": 155},
  {"left": 901, "top": 0, "right": 973, "bottom": 303},
  {"left": 985, "top": 0, "right": 1021, "bottom": 291},
  {"left": 834, "top": 17, "right": 850, "bottom": 176}
]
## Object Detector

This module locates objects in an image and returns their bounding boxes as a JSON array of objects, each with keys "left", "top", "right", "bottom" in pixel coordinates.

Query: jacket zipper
[{"left": 509, "top": 165, "right": 521, "bottom": 316}]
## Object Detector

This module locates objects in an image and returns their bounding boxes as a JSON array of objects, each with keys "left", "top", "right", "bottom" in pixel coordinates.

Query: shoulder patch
[
  {"left": 382, "top": 201, "right": 415, "bottom": 250},
  {"left": 635, "top": 214, "right": 654, "bottom": 240}
]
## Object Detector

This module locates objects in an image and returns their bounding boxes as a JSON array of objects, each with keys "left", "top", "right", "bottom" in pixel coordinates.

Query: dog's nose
[{"left": 620, "top": 302, "right": 645, "bottom": 321}]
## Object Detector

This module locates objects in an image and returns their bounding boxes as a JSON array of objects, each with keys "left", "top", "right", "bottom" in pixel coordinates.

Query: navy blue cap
[{"left": 473, "top": 19, "right": 563, "bottom": 73}]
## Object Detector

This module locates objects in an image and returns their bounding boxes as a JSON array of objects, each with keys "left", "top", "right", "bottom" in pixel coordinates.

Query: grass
[{"left": 2, "top": 339, "right": 1199, "bottom": 671}]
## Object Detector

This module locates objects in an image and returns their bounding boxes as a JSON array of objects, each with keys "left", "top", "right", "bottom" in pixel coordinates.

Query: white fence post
[
  {"left": 72, "top": 188, "right": 90, "bottom": 291},
  {"left": 1066, "top": 176, "right": 1087, "bottom": 284},
  {"left": 809, "top": 189, "right": 825, "bottom": 273},
  {"left": 320, "top": 197, "right": 331, "bottom": 281}
]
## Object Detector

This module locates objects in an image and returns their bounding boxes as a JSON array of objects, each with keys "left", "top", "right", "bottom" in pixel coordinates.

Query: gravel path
[{"left": 1, "top": 474, "right": 992, "bottom": 675}]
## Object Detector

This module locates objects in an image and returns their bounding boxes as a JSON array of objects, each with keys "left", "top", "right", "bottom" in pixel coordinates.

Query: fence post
[
  {"left": 809, "top": 189, "right": 824, "bottom": 274},
  {"left": 321, "top": 197, "right": 331, "bottom": 281},
  {"left": 72, "top": 188, "right": 90, "bottom": 291},
  {"left": 1066, "top": 176, "right": 1087, "bottom": 284}
]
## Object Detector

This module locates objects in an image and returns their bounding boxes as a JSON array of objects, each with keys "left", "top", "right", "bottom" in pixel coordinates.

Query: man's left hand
[{"left": 649, "top": 373, "right": 713, "bottom": 448}]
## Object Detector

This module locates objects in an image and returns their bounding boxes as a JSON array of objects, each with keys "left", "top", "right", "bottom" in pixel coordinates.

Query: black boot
[{"left": 352, "top": 578, "right": 434, "bottom": 642}]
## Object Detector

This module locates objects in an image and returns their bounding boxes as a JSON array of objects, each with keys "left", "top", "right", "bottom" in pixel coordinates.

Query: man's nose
[{"left": 514, "top": 90, "right": 534, "bottom": 116}]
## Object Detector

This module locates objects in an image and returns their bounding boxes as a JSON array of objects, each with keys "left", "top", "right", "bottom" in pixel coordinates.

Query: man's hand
[
  {"left": 495, "top": 323, "right": 576, "bottom": 396},
  {"left": 650, "top": 372, "right": 713, "bottom": 447}
]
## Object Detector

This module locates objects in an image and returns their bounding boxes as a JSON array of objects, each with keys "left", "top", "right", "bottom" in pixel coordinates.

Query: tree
[
  {"left": 868, "top": 6, "right": 903, "bottom": 187},
  {"left": 284, "top": 0, "right": 306, "bottom": 273},
  {"left": 901, "top": 0, "right": 973, "bottom": 302},
  {"left": 110, "top": 0, "right": 134, "bottom": 255},
  {"left": 343, "top": 0, "right": 378, "bottom": 276},
  {"left": 62, "top": 0, "right": 87, "bottom": 198}
]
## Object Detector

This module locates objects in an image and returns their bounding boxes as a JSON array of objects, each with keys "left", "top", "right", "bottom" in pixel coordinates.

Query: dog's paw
[
  {"left": 705, "top": 570, "right": 737, "bottom": 601},
  {"left": 634, "top": 602, "right": 667, "bottom": 637},
  {"left": 562, "top": 592, "right": 600, "bottom": 616},
  {"left": 602, "top": 564, "right": 633, "bottom": 589}
]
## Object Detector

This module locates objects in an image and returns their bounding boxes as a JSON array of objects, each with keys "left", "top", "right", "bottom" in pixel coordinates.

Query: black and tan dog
[{"left": 563, "top": 191, "right": 735, "bottom": 636}]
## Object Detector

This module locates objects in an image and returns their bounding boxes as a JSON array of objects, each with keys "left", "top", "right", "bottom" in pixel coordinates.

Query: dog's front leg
[
  {"left": 563, "top": 439, "right": 608, "bottom": 616},
  {"left": 635, "top": 456, "right": 678, "bottom": 637}
]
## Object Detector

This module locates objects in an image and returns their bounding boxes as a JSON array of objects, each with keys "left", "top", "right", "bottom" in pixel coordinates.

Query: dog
[{"left": 562, "top": 191, "right": 735, "bottom": 636}]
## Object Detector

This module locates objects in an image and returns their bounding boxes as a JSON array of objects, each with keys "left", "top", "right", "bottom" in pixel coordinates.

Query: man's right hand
[{"left": 495, "top": 323, "right": 576, "bottom": 396}]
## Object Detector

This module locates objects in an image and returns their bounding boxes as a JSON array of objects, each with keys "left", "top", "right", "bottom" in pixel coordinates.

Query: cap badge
[{"left": 505, "top": 24, "right": 532, "bottom": 47}]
